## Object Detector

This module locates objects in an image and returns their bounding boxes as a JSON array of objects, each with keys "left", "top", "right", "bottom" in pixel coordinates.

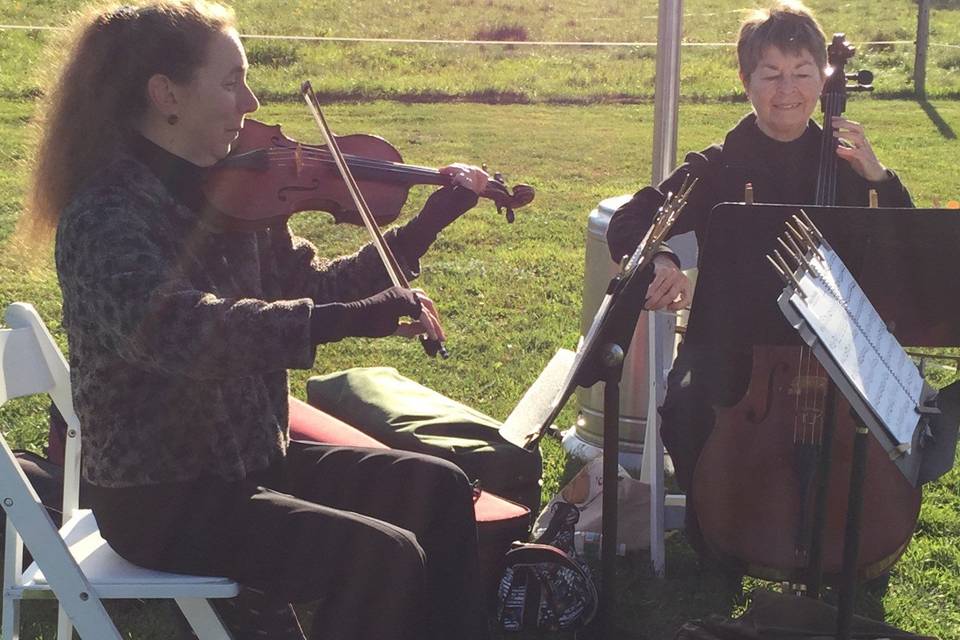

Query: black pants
[
  {"left": 659, "top": 346, "right": 751, "bottom": 491},
  {"left": 85, "top": 442, "right": 489, "bottom": 640},
  {"left": 659, "top": 345, "right": 751, "bottom": 561}
]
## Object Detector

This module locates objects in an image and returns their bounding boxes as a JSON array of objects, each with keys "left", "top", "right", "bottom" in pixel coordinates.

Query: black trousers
[
  {"left": 85, "top": 442, "right": 489, "bottom": 640},
  {"left": 659, "top": 344, "right": 751, "bottom": 561},
  {"left": 659, "top": 346, "right": 749, "bottom": 491}
]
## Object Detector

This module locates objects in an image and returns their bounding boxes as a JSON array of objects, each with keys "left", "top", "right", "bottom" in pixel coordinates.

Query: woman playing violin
[
  {"left": 26, "top": 1, "right": 491, "bottom": 638},
  {"left": 606, "top": 1, "right": 912, "bottom": 558}
]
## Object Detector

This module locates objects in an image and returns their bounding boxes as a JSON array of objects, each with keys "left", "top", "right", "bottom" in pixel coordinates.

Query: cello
[{"left": 690, "top": 35, "right": 921, "bottom": 584}]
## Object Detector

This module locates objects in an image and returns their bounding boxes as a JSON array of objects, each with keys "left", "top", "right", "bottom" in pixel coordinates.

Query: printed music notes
[{"left": 769, "top": 212, "right": 925, "bottom": 449}]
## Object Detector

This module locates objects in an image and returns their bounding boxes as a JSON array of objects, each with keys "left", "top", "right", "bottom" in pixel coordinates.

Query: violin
[
  {"left": 202, "top": 118, "right": 535, "bottom": 231},
  {"left": 691, "top": 35, "right": 920, "bottom": 585}
]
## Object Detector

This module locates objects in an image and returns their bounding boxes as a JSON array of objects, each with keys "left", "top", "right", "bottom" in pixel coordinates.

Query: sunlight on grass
[{"left": 1, "top": 0, "right": 959, "bottom": 636}]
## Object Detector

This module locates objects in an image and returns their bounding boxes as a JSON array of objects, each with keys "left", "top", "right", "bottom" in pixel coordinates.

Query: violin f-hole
[{"left": 277, "top": 178, "right": 322, "bottom": 202}]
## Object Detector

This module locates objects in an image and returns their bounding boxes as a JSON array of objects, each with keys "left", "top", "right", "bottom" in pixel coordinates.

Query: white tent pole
[
  {"left": 647, "top": 0, "right": 684, "bottom": 578},
  {"left": 651, "top": 0, "right": 684, "bottom": 185}
]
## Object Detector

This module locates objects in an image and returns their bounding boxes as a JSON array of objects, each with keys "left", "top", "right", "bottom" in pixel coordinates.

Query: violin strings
[
  {"left": 269, "top": 159, "right": 439, "bottom": 181},
  {"left": 262, "top": 148, "right": 441, "bottom": 180},
  {"left": 266, "top": 152, "right": 436, "bottom": 174}
]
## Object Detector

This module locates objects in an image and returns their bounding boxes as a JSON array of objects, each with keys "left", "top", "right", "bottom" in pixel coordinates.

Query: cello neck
[{"left": 814, "top": 34, "right": 855, "bottom": 207}]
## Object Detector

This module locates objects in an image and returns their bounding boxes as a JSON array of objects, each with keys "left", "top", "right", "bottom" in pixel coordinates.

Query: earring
[{"left": 167, "top": 114, "right": 179, "bottom": 125}]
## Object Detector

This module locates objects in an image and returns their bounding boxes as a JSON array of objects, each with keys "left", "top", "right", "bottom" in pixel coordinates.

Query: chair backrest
[
  {"left": 0, "top": 303, "right": 82, "bottom": 517},
  {"left": 0, "top": 303, "right": 122, "bottom": 639}
]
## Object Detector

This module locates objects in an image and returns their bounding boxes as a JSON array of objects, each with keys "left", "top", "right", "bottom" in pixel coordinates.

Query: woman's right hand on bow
[
  {"left": 391, "top": 288, "right": 445, "bottom": 342},
  {"left": 341, "top": 286, "right": 444, "bottom": 342}
]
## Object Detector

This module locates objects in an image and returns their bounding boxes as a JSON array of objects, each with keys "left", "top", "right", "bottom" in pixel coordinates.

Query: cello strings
[{"left": 800, "top": 86, "right": 842, "bottom": 445}]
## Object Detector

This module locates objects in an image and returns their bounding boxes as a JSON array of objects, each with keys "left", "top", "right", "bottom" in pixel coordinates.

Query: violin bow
[{"left": 301, "top": 81, "right": 448, "bottom": 358}]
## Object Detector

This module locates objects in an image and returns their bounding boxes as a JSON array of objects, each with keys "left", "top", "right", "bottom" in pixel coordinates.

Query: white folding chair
[{"left": 0, "top": 302, "right": 239, "bottom": 639}]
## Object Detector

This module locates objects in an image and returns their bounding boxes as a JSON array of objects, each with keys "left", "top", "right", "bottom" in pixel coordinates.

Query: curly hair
[
  {"left": 737, "top": 1, "right": 827, "bottom": 82},
  {"left": 24, "top": 0, "right": 235, "bottom": 240}
]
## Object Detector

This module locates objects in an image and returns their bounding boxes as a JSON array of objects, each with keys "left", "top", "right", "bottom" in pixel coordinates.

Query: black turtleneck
[
  {"left": 127, "top": 133, "right": 208, "bottom": 212},
  {"left": 717, "top": 115, "right": 822, "bottom": 206}
]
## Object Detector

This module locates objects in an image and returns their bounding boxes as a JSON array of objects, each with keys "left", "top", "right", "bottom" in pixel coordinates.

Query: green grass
[
  {"left": 4, "top": 0, "right": 960, "bottom": 102},
  {"left": 1, "top": 0, "right": 960, "bottom": 637},
  {"left": 1, "top": 96, "right": 958, "bottom": 639}
]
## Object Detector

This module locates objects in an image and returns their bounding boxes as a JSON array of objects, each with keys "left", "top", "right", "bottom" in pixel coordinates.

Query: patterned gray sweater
[{"left": 56, "top": 155, "right": 412, "bottom": 487}]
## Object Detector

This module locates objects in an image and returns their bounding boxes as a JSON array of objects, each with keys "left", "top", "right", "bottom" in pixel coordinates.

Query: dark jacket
[
  {"left": 607, "top": 113, "right": 912, "bottom": 266},
  {"left": 605, "top": 114, "right": 914, "bottom": 485},
  {"left": 56, "top": 154, "right": 420, "bottom": 487},
  {"left": 608, "top": 113, "right": 912, "bottom": 361}
]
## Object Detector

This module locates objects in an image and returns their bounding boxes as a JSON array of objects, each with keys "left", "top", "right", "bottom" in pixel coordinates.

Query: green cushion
[{"left": 306, "top": 367, "right": 542, "bottom": 511}]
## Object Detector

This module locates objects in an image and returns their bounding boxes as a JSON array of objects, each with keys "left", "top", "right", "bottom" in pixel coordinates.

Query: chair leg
[
  {"left": 2, "top": 593, "right": 21, "bottom": 640},
  {"left": 56, "top": 605, "right": 72, "bottom": 640},
  {"left": 176, "top": 598, "right": 233, "bottom": 640}
]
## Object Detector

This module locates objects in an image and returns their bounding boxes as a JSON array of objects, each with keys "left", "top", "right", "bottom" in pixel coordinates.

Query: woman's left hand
[
  {"left": 833, "top": 116, "right": 889, "bottom": 183},
  {"left": 439, "top": 163, "right": 489, "bottom": 195}
]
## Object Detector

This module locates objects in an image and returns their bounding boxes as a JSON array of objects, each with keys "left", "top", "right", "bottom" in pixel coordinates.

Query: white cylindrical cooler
[{"left": 563, "top": 195, "right": 697, "bottom": 475}]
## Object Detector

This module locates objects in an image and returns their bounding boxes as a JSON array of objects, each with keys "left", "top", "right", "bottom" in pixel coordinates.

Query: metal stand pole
[
  {"left": 836, "top": 417, "right": 870, "bottom": 640},
  {"left": 600, "top": 342, "right": 625, "bottom": 640}
]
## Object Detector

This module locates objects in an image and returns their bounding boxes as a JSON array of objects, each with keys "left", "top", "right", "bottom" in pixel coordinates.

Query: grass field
[
  {"left": 1, "top": 0, "right": 959, "bottom": 638},
  {"left": 4, "top": 0, "right": 960, "bottom": 102}
]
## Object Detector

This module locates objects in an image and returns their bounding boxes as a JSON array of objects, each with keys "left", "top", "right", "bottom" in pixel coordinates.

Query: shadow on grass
[
  {"left": 490, "top": 532, "right": 747, "bottom": 640},
  {"left": 486, "top": 517, "right": 900, "bottom": 640},
  {"left": 1, "top": 549, "right": 895, "bottom": 640},
  {"left": 918, "top": 99, "right": 957, "bottom": 140},
  {"left": 607, "top": 535, "right": 747, "bottom": 640}
]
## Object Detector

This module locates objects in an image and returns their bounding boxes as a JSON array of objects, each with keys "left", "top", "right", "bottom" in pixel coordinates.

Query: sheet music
[
  {"left": 499, "top": 348, "right": 576, "bottom": 448},
  {"left": 787, "top": 242, "right": 923, "bottom": 447}
]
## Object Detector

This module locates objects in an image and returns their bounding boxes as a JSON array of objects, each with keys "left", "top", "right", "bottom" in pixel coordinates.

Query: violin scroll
[{"left": 483, "top": 173, "right": 535, "bottom": 223}]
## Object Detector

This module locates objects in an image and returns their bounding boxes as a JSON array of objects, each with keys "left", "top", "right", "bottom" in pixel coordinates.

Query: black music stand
[
  {"left": 695, "top": 202, "right": 960, "bottom": 638},
  {"left": 500, "top": 254, "right": 657, "bottom": 639},
  {"left": 502, "top": 183, "right": 697, "bottom": 638}
]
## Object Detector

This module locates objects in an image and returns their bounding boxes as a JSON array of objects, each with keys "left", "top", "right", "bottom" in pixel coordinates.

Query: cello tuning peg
[{"left": 845, "top": 69, "right": 873, "bottom": 86}]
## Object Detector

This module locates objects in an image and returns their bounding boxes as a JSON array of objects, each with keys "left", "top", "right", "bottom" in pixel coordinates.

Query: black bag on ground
[
  {"left": 306, "top": 367, "right": 543, "bottom": 512},
  {"left": 496, "top": 502, "right": 598, "bottom": 633}
]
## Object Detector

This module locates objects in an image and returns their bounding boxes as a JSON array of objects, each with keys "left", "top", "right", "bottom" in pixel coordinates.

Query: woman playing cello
[{"left": 606, "top": 1, "right": 912, "bottom": 563}]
